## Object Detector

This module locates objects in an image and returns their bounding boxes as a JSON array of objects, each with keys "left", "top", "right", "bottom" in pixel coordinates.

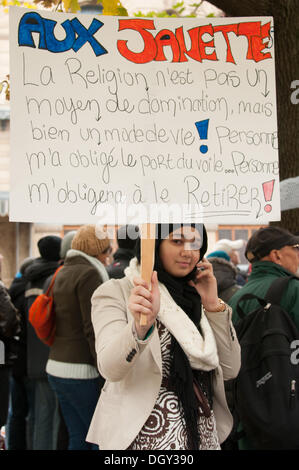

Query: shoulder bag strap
[
  {"left": 45, "top": 266, "right": 63, "bottom": 297},
  {"left": 236, "top": 293, "right": 268, "bottom": 319}
]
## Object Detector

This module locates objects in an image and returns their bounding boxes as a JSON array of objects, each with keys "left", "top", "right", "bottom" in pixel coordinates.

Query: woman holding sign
[{"left": 87, "top": 224, "right": 240, "bottom": 450}]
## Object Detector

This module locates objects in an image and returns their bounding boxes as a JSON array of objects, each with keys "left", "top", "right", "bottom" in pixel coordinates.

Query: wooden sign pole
[{"left": 140, "top": 223, "right": 156, "bottom": 326}]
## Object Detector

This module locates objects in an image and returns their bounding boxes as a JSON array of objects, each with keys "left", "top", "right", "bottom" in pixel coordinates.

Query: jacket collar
[
  {"left": 66, "top": 249, "right": 109, "bottom": 282},
  {"left": 251, "top": 261, "right": 295, "bottom": 277}
]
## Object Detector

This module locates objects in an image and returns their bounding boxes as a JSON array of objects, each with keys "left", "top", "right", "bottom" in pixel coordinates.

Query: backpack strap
[
  {"left": 236, "top": 276, "right": 299, "bottom": 320},
  {"left": 45, "top": 266, "right": 63, "bottom": 297},
  {"left": 265, "top": 276, "right": 298, "bottom": 305},
  {"left": 236, "top": 293, "right": 268, "bottom": 320}
]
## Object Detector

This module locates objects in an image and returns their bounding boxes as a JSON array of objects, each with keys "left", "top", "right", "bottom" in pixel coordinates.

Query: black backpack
[{"left": 232, "top": 276, "right": 299, "bottom": 450}]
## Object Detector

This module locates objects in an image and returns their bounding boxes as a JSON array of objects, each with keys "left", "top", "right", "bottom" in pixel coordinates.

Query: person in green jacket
[
  {"left": 230, "top": 226, "right": 299, "bottom": 327},
  {"left": 228, "top": 225, "right": 299, "bottom": 449}
]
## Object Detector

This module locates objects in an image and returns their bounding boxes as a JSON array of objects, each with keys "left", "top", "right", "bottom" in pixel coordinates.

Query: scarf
[
  {"left": 66, "top": 249, "right": 109, "bottom": 283},
  {"left": 132, "top": 224, "right": 219, "bottom": 449}
]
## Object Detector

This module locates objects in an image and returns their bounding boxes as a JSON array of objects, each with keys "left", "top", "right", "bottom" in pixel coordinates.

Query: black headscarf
[{"left": 135, "top": 223, "right": 214, "bottom": 450}]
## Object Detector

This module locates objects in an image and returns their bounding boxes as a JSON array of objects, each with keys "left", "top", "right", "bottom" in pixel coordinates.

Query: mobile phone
[{"left": 192, "top": 265, "right": 205, "bottom": 282}]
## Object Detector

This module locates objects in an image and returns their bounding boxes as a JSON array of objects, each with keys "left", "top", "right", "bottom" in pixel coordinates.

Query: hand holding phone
[{"left": 189, "top": 258, "right": 219, "bottom": 310}]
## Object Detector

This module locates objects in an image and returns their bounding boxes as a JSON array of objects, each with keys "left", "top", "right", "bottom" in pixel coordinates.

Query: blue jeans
[
  {"left": 32, "top": 378, "right": 60, "bottom": 450},
  {"left": 47, "top": 374, "right": 100, "bottom": 450},
  {"left": 7, "top": 377, "right": 59, "bottom": 450},
  {"left": 6, "top": 376, "right": 34, "bottom": 449}
]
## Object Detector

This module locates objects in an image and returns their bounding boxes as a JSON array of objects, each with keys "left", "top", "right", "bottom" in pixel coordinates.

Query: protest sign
[{"left": 9, "top": 7, "right": 280, "bottom": 225}]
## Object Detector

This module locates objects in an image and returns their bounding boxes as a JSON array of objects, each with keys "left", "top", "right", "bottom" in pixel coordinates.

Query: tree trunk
[{"left": 208, "top": 0, "right": 299, "bottom": 233}]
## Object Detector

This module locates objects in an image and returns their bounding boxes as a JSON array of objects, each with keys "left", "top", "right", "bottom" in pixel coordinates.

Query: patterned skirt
[{"left": 128, "top": 322, "right": 220, "bottom": 450}]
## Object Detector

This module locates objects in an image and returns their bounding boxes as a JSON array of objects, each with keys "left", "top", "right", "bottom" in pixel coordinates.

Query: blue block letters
[{"left": 18, "top": 12, "right": 108, "bottom": 57}]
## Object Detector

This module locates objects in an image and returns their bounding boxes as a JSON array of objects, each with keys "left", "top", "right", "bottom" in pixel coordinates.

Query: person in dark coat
[
  {"left": 107, "top": 225, "right": 139, "bottom": 279},
  {"left": 0, "top": 260, "right": 21, "bottom": 446},
  {"left": 214, "top": 239, "right": 247, "bottom": 286},
  {"left": 229, "top": 226, "right": 299, "bottom": 450},
  {"left": 206, "top": 250, "right": 241, "bottom": 303},
  {"left": 24, "top": 235, "right": 62, "bottom": 450},
  {"left": 6, "top": 257, "right": 34, "bottom": 449}
]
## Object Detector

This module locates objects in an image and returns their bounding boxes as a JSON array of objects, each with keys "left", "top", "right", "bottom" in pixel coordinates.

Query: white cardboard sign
[{"left": 9, "top": 7, "right": 280, "bottom": 224}]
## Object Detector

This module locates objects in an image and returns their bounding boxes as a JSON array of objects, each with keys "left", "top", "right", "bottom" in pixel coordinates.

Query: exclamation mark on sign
[
  {"left": 262, "top": 179, "right": 275, "bottom": 213},
  {"left": 195, "top": 119, "right": 209, "bottom": 154}
]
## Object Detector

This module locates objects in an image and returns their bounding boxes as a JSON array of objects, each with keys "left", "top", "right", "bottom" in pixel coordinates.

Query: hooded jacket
[
  {"left": 229, "top": 261, "right": 299, "bottom": 328},
  {"left": 24, "top": 258, "right": 60, "bottom": 378},
  {"left": 208, "top": 257, "right": 241, "bottom": 304},
  {"left": 8, "top": 276, "right": 28, "bottom": 376}
]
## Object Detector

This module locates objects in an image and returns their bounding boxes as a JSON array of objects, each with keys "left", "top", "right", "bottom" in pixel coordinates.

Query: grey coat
[{"left": 208, "top": 257, "right": 241, "bottom": 303}]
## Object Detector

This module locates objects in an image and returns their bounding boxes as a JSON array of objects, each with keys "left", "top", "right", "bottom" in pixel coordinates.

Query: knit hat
[
  {"left": 37, "top": 236, "right": 62, "bottom": 261},
  {"left": 245, "top": 226, "right": 299, "bottom": 262},
  {"left": 71, "top": 224, "right": 110, "bottom": 257},
  {"left": 207, "top": 250, "right": 230, "bottom": 262},
  {"left": 214, "top": 239, "right": 244, "bottom": 255},
  {"left": 60, "top": 231, "right": 77, "bottom": 259}
]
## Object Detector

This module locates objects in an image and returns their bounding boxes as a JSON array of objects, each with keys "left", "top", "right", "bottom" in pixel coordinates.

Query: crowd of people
[{"left": 0, "top": 223, "right": 298, "bottom": 451}]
